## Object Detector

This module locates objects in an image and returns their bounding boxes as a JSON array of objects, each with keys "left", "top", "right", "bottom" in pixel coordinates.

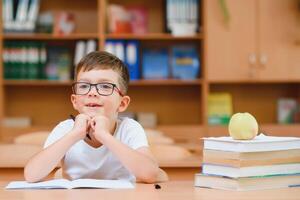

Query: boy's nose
[{"left": 88, "top": 85, "right": 99, "bottom": 96}]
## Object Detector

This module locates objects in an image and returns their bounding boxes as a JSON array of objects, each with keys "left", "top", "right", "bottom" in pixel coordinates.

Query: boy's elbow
[
  {"left": 24, "top": 166, "right": 40, "bottom": 183},
  {"left": 138, "top": 167, "right": 160, "bottom": 183}
]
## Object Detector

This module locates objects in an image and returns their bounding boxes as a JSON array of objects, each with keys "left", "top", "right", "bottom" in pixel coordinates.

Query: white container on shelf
[{"left": 170, "top": 23, "right": 197, "bottom": 37}]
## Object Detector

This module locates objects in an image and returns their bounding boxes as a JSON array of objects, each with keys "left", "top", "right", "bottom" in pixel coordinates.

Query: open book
[{"left": 6, "top": 179, "right": 135, "bottom": 190}]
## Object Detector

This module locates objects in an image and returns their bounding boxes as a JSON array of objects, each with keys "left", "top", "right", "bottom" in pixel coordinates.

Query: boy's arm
[
  {"left": 24, "top": 130, "right": 80, "bottom": 183},
  {"left": 135, "top": 147, "right": 169, "bottom": 183},
  {"left": 24, "top": 114, "right": 90, "bottom": 183},
  {"left": 97, "top": 132, "right": 160, "bottom": 183}
]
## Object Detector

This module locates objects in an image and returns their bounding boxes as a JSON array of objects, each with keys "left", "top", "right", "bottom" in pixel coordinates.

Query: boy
[{"left": 24, "top": 51, "right": 161, "bottom": 183}]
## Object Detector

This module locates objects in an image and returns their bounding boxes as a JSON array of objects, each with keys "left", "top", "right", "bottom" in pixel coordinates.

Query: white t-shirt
[{"left": 44, "top": 117, "right": 149, "bottom": 182}]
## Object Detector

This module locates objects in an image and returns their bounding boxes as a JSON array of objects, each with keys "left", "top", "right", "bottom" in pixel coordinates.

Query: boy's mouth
[{"left": 85, "top": 103, "right": 102, "bottom": 107}]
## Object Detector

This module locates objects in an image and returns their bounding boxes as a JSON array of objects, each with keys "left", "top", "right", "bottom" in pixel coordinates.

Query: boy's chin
[
  {"left": 85, "top": 112, "right": 97, "bottom": 118},
  {"left": 83, "top": 110, "right": 104, "bottom": 118}
]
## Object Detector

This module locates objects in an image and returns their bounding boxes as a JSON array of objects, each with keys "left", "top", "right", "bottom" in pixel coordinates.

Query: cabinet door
[
  {"left": 205, "top": 0, "right": 257, "bottom": 81},
  {"left": 258, "top": 0, "right": 300, "bottom": 81}
]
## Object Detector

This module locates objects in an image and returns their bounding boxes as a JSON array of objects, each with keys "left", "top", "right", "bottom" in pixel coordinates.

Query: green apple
[{"left": 228, "top": 112, "right": 258, "bottom": 140}]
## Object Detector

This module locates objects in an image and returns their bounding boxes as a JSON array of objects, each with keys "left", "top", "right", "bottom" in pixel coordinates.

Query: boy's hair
[{"left": 75, "top": 51, "right": 130, "bottom": 94}]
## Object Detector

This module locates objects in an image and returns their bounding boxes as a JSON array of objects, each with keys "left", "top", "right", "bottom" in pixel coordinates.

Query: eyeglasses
[{"left": 72, "top": 82, "right": 124, "bottom": 97}]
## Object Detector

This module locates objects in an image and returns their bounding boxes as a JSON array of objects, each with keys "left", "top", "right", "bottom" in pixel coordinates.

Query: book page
[
  {"left": 6, "top": 179, "right": 71, "bottom": 189},
  {"left": 71, "top": 179, "right": 135, "bottom": 189}
]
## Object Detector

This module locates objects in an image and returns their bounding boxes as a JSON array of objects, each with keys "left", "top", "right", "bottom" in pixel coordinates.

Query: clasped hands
[{"left": 72, "top": 113, "right": 112, "bottom": 142}]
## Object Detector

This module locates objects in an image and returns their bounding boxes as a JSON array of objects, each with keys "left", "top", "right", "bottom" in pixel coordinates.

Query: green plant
[{"left": 218, "top": 0, "right": 230, "bottom": 26}]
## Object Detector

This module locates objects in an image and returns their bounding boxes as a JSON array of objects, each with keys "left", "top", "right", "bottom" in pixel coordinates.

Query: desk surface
[
  {"left": 1, "top": 169, "right": 300, "bottom": 200},
  {"left": 1, "top": 180, "right": 300, "bottom": 200}
]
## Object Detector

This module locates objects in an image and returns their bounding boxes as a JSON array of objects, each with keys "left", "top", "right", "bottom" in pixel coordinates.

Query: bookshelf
[
  {"left": 0, "top": 0, "right": 204, "bottom": 132},
  {"left": 105, "top": 33, "right": 203, "bottom": 40},
  {"left": 3, "top": 33, "right": 99, "bottom": 40},
  {"left": 1, "top": 0, "right": 300, "bottom": 148}
]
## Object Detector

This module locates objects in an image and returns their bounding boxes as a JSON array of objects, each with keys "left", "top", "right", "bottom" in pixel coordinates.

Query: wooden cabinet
[
  {"left": 258, "top": 0, "right": 300, "bottom": 81},
  {"left": 205, "top": 0, "right": 257, "bottom": 81},
  {"left": 204, "top": 0, "right": 300, "bottom": 137},
  {"left": 205, "top": 0, "right": 300, "bottom": 81}
]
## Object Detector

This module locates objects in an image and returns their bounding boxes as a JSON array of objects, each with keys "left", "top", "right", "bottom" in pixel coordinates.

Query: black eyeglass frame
[{"left": 72, "top": 82, "right": 124, "bottom": 97}]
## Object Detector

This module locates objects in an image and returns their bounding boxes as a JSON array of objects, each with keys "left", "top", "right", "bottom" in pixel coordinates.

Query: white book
[
  {"left": 203, "top": 134, "right": 300, "bottom": 152},
  {"left": 202, "top": 163, "right": 300, "bottom": 178},
  {"left": 114, "top": 41, "right": 125, "bottom": 61},
  {"left": 16, "top": 0, "right": 29, "bottom": 22},
  {"left": 105, "top": 41, "right": 115, "bottom": 55},
  {"left": 6, "top": 179, "right": 135, "bottom": 190},
  {"left": 3, "top": 0, "right": 14, "bottom": 31},
  {"left": 3, "top": 0, "right": 13, "bottom": 22},
  {"left": 85, "top": 40, "right": 97, "bottom": 54},
  {"left": 194, "top": 173, "right": 300, "bottom": 191},
  {"left": 74, "top": 41, "right": 86, "bottom": 66},
  {"left": 27, "top": 0, "right": 40, "bottom": 22}
]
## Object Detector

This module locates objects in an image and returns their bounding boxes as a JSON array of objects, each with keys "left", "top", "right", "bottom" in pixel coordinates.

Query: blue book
[
  {"left": 171, "top": 45, "right": 200, "bottom": 79},
  {"left": 142, "top": 48, "right": 169, "bottom": 79},
  {"left": 125, "top": 40, "right": 140, "bottom": 80}
]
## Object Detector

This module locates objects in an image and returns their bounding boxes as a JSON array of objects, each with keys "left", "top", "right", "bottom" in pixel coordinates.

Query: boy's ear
[
  {"left": 118, "top": 95, "right": 130, "bottom": 112},
  {"left": 71, "top": 94, "right": 79, "bottom": 110}
]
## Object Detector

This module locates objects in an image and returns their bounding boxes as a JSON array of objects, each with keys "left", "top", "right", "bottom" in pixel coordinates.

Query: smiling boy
[{"left": 24, "top": 51, "right": 160, "bottom": 183}]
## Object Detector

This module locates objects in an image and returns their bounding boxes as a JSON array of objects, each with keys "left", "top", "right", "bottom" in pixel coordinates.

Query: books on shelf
[
  {"left": 107, "top": 4, "right": 148, "bottom": 34},
  {"left": 125, "top": 41, "right": 140, "bottom": 80},
  {"left": 3, "top": 41, "right": 47, "bottom": 80},
  {"left": 203, "top": 134, "right": 300, "bottom": 152},
  {"left": 74, "top": 40, "right": 97, "bottom": 66},
  {"left": 105, "top": 40, "right": 140, "bottom": 80},
  {"left": 6, "top": 179, "right": 135, "bottom": 190},
  {"left": 3, "top": 0, "right": 40, "bottom": 33},
  {"left": 208, "top": 93, "right": 232, "bottom": 125},
  {"left": 194, "top": 173, "right": 300, "bottom": 191},
  {"left": 142, "top": 48, "right": 169, "bottom": 79},
  {"left": 165, "top": 0, "right": 199, "bottom": 36},
  {"left": 277, "top": 98, "right": 299, "bottom": 124},
  {"left": 195, "top": 134, "right": 300, "bottom": 190},
  {"left": 170, "top": 45, "right": 200, "bottom": 80},
  {"left": 45, "top": 45, "right": 72, "bottom": 81}
]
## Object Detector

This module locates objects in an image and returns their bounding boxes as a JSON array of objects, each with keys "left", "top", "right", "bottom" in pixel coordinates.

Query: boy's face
[{"left": 71, "top": 68, "right": 130, "bottom": 119}]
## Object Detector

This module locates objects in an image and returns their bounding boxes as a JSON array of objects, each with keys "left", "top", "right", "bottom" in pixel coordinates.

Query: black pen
[
  {"left": 154, "top": 184, "right": 161, "bottom": 189},
  {"left": 70, "top": 114, "right": 92, "bottom": 140}
]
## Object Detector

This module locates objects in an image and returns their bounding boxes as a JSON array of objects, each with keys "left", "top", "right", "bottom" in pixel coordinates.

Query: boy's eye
[
  {"left": 78, "top": 83, "right": 90, "bottom": 89},
  {"left": 98, "top": 84, "right": 113, "bottom": 90}
]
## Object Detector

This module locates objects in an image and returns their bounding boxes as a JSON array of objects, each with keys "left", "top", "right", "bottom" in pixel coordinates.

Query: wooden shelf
[
  {"left": 4, "top": 80, "right": 72, "bottom": 86},
  {"left": 208, "top": 79, "right": 300, "bottom": 84},
  {"left": 105, "top": 33, "right": 203, "bottom": 40},
  {"left": 3, "top": 33, "right": 98, "bottom": 40},
  {"left": 4, "top": 79, "right": 202, "bottom": 86},
  {"left": 130, "top": 79, "right": 203, "bottom": 86},
  {"left": 3, "top": 33, "right": 203, "bottom": 41}
]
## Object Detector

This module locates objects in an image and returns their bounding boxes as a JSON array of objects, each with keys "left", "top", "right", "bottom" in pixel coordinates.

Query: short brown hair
[{"left": 75, "top": 51, "right": 130, "bottom": 94}]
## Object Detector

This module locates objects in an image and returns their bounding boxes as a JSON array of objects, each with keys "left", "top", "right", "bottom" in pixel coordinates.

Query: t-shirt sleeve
[
  {"left": 43, "top": 120, "right": 73, "bottom": 148},
  {"left": 125, "top": 119, "right": 149, "bottom": 150}
]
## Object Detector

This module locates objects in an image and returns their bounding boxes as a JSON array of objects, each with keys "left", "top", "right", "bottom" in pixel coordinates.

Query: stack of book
[{"left": 195, "top": 134, "right": 300, "bottom": 191}]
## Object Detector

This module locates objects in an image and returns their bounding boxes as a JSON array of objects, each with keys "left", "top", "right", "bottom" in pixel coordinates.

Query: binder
[
  {"left": 74, "top": 41, "right": 86, "bottom": 66},
  {"left": 125, "top": 41, "right": 140, "bottom": 80}
]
